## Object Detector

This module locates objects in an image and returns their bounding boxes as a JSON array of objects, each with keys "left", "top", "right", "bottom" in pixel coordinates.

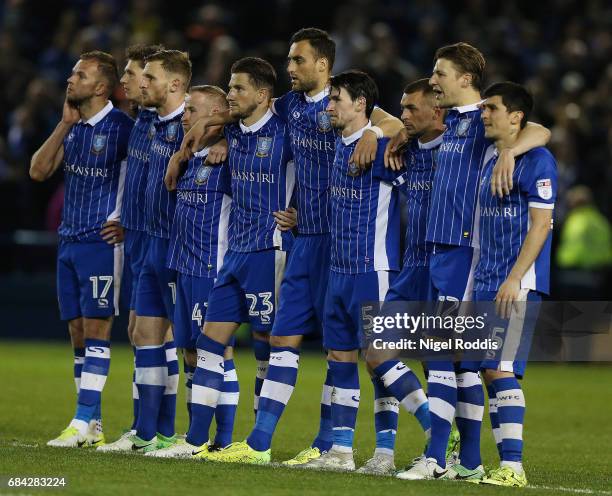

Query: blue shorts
[
  {"left": 474, "top": 289, "right": 542, "bottom": 378},
  {"left": 122, "top": 229, "right": 149, "bottom": 310},
  {"left": 135, "top": 235, "right": 176, "bottom": 320},
  {"left": 429, "top": 244, "right": 479, "bottom": 302},
  {"left": 57, "top": 240, "right": 123, "bottom": 321},
  {"left": 385, "top": 265, "right": 433, "bottom": 302},
  {"left": 323, "top": 270, "right": 396, "bottom": 351},
  {"left": 205, "top": 249, "right": 287, "bottom": 333},
  {"left": 272, "top": 234, "right": 330, "bottom": 337}
]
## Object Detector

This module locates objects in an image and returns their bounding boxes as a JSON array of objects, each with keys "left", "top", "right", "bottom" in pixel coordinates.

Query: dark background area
[{"left": 0, "top": 0, "right": 610, "bottom": 339}]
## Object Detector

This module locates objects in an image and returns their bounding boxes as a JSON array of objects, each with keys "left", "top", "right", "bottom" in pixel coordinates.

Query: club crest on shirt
[
  {"left": 67, "top": 132, "right": 75, "bottom": 143},
  {"left": 256, "top": 136, "right": 273, "bottom": 157},
  {"left": 148, "top": 122, "right": 156, "bottom": 139},
  {"left": 166, "top": 122, "right": 179, "bottom": 141},
  {"left": 195, "top": 163, "right": 213, "bottom": 185},
  {"left": 456, "top": 118, "right": 471, "bottom": 137},
  {"left": 317, "top": 111, "right": 332, "bottom": 132},
  {"left": 91, "top": 134, "right": 107, "bottom": 154},
  {"left": 536, "top": 178, "right": 552, "bottom": 200},
  {"left": 292, "top": 110, "right": 301, "bottom": 120}
]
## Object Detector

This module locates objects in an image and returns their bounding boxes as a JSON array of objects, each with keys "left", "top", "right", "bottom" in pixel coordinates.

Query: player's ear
[
  {"left": 511, "top": 110, "right": 524, "bottom": 127},
  {"left": 462, "top": 73, "right": 472, "bottom": 89},
  {"left": 94, "top": 80, "right": 106, "bottom": 97},
  {"left": 356, "top": 95, "right": 366, "bottom": 112},
  {"left": 317, "top": 57, "right": 328, "bottom": 74}
]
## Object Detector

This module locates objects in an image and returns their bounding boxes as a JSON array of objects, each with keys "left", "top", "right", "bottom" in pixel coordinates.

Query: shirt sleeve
[
  {"left": 519, "top": 151, "right": 558, "bottom": 209},
  {"left": 271, "top": 92, "right": 293, "bottom": 123}
]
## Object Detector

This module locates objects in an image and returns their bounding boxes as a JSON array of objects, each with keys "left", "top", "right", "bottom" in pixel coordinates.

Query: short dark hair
[
  {"left": 329, "top": 70, "right": 379, "bottom": 118},
  {"left": 125, "top": 44, "right": 165, "bottom": 68},
  {"left": 483, "top": 81, "right": 533, "bottom": 128},
  {"left": 80, "top": 50, "right": 119, "bottom": 96},
  {"left": 145, "top": 49, "right": 192, "bottom": 86},
  {"left": 434, "top": 42, "right": 486, "bottom": 91},
  {"left": 230, "top": 57, "right": 276, "bottom": 93},
  {"left": 189, "top": 84, "right": 228, "bottom": 109},
  {"left": 403, "top": 78, "right": 435, "bottom": 97},
  {"left": 290, "top": 27, "right": 336, "bottom": 69}
]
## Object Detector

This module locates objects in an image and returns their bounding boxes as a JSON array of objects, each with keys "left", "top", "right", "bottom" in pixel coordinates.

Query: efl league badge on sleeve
[
  {"left": 317, "top": 111, "right": 332, "bottom": 132},
  {"left": 195, "top": 163, "right": 213, "bottom": 185},
  {"left": 256, "top": 136, "right": 273, "bottom": 157},
  {"left": 166, "top": 121, "right": 179, "bottom": 142},
  {"left": 456, "top": 118, "right": 471, "bottom": 137},
  {"left": 91, "top": 134, "right": 107, "bottom": 154},
  {"left": 536, "top": 178, "right": 552, "bottom": 200}
]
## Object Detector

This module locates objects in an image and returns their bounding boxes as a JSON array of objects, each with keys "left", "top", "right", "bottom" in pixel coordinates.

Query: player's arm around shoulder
[
  {"left": 30, "top": 100, "right": 80, "bottom": 181},
  {"left": 491, "top": 121, "right": 551, "bottom": 197},
  {"left": 351, "top": 107, "right": 403, "bottom": 170},
  {"left": 372, "top": 137, "right": 403, "bottom": 182}
]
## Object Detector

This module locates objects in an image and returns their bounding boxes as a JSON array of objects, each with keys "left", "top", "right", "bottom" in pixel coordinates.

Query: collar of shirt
[
  {"left": 194, "top": 147, "right": 210, "bottom": 158},
  {"left": 342, "top": 120, "right": 372, "bottom": 146},
  {"left": 158, "top": 102, "right": 185, "bottom": 122},
  {"left": 80, "top": 101, "right": 113, "bottom": 126},
  {"left": 304, "top": 86, "right": 330, "bottom": 103},
  {"left": 418, "top": 132, "right": 444, "bottom": 150},
  {"left": 239, "top": 108, "right": 273, "bottom": 133},
  {"left": 452, "top": 100, "right": 485, "bottom": 114}
]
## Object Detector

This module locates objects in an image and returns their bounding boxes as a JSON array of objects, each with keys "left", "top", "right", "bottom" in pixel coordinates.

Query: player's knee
[
  {"left": 252, "top": 330, "right": 269, "bottom": 343},
  {"left": 482, "top": 368, "right": 512, "bottom": 384},
  {"left": 83, "top": 317, "right": 112, "bottom": 340},
  {"left": 224, "top": 346, "right": 234, "bottom": 360},
  {"left": 327, "top": 348, "right": 358, "bottom": 362},
  {"left": 269, "top": 334, "right": 302, "bottom": 349}
]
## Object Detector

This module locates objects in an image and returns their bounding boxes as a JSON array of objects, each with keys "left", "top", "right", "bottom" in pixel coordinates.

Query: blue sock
[
  {"left": 311, "top": 364, "right": 333, "bottom": 452},
  {"left": 247, "top": 347, "right": 299, "bottom": 451},
  {"left": 493, "top": 377, "right": 525, "bottom": 466},
  {"left": 186, "top": 334, "right": 225, "bottom": 446},
  {"left": 371, "top": 376, "right": 398, "bottom": 456},
  {"left": 487, "top": 383, "right": 502, "bottom": 459},
  {"left": 425, "top": 362, "right": 456, "bottom": 467},
  {"left": 215, "top": 359, "right": 240, "bottom": 447},
  {"left": 329, "top": 361, "right": 360, "bottom": 452},
  {"left": 456, "top": 371, "right": 484, "bottom": 469},
  {"left": 74, "top": 339, "right": 111, "bottom": 426},
  {"left": 135, "top": 345, "right": 166, "bottom": 441},
  {"left": 252, "top": 339, "right": 270, "bottom": 415},
  {"left": 131, "top": 348, "right": 139, "bottom": 431},
  {"left": 374, "top": 360, "right": 431, "bottom": 439},
  {"left": 184, "top": 359, "right": 195, "bottom": 429},
  {"left": 157, "top": 340, "right": 179, "bottom": 437}
]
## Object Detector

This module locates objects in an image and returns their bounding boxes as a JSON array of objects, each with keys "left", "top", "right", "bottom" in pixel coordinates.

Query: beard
[
  {"left": 231, "top": 101, "right": 259, "bottom": 121},
  {"left": 293, "top": 75, "right": 318, "bottom": 93},
  {"left": 66, "top": 92, "right": 92, "bottom": 106}
]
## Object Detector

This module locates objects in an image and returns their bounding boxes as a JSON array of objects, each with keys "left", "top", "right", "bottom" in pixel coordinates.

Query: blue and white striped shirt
[
  {"left": 59, "top": 101, "right": 133, "bottom": 242},
  {"left": 121, "top": 108, "right": 156, "bottom": 231},
  {"left": 474, "top": 146, "right": 557, "bottom": 294},
  {"left": 330, "top": 123, "right": 401, "bottom": 274},
  {"left": 167, "top": 148, "right": 232, "bottom": 277},
  {"left": 393, "top": 133, "right": 442, "bottom": 267},
  {"left": 224, "top": 109, "right": 295, "bottom": 253},
  {"left": 144, "top": 103, "right": 184, "bottom": 239},
  {"left": 426, "top": 103, "right": 489, "bottom": 247},
  {"left": 273, "top": 89, "right": 335, "bottom": 234}
]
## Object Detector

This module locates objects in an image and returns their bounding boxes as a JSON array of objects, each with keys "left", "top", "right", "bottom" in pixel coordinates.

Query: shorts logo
[
  {"left": 91, "top": 134, "right": 107, "bottom": 154},
  {"left": 536, "top": 178, "right": 552, "bottom": 200},
  {"left": 456, "top": 118, "right": 471, "bottom": 137},
  {"left": 166, "top": 121, "right": 179, "bottom": 141},
  {"left": 256, "top": 136, "right": 273, "bottom": 157},
  {"left": 148, "top": 122, "right": 156, "bottom": 139},
  {"left": 317, "top": 111, "right": 332, "bottom": 132},
  {"left": 195, "top": 163, "right": 213, "bottom": 184}
]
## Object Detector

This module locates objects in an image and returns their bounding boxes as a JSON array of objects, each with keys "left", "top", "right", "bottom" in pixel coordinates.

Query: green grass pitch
[{"left": 1, "top": 340, "right": 611, "bottom": 495}]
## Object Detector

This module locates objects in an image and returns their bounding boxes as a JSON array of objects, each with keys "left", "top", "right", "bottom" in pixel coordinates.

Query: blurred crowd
[{"left": 0, "top": 0, "right": 610, "bottom": 295}]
